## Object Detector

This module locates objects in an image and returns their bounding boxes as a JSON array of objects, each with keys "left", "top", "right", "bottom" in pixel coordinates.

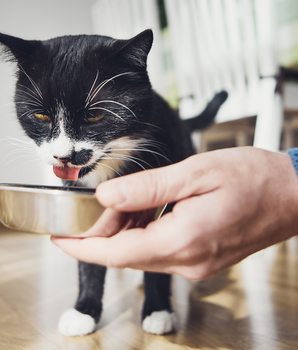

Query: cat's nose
[{"left": 53, "top": 156, "right": 71, "bottom": 165}]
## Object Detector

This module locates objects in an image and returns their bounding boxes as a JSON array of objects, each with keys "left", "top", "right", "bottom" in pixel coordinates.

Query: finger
[
  {"left": 77, "top": 206, "right": 163, "bottom": 238},
  {"left": 51, "top": 211, "right": 180, "bottom": 269},
  {"left": 51, "top": 232, "right": 209, "bottom": 280},
  {"left": 50, "top": 233, "right": 208, "bottom": 280},
  {"left": 95, "top": 153, "right": 218, "bottom": 211},
  {"left": 78, "top": 208, "right": 126, "bottom": 237},
  {"left": 51, "top": 228, "right": 160, "bottom": 268}
]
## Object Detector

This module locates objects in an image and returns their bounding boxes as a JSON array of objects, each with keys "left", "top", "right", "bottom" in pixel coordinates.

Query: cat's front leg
[
  {"left": 142, "top": 272, "right": 177, "bottom": 335},
  {"left": 58, "top": 262, "right": 106, "bottom": 336}
]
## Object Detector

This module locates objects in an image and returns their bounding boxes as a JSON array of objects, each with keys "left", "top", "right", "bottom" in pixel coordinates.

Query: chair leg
[{"left": 253, "top": 78, "right": 283, "bottom": 152}]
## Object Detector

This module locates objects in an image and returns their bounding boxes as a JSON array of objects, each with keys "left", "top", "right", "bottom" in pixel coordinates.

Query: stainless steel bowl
[
  {"left": 0, "top": 184, "right": 165, "bottom": 236},
  {"left": 0, "top": 184, "right": 104, "bottom": 236}
]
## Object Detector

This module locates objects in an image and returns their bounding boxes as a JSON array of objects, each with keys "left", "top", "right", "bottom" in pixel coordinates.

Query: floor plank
[{"left": 1, "top": 224, "right": 298, "bottom": 349}]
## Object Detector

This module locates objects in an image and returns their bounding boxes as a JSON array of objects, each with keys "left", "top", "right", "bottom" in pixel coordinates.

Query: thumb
[{"left": 95, "top": 154, "right": 213, "bottom": 212}]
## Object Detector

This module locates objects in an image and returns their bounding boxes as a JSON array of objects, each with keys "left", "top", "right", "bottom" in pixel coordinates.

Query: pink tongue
[{"left": 53, "top": 165, "right": 81, "bottom": 181}]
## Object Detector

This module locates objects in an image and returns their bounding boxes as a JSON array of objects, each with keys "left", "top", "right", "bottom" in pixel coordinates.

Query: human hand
[{"left": 51, "top": 147, "right": 298, "bottom": 280}]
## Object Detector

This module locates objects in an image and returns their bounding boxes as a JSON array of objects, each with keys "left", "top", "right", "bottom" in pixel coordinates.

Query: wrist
[{"left": 262, "top": 151, "right": 298, "bottom": 242}]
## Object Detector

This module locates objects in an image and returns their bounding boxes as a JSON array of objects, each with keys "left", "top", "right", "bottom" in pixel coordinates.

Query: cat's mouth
[{"left": 53, "top": 164, "right": 81, "bottom": 181}]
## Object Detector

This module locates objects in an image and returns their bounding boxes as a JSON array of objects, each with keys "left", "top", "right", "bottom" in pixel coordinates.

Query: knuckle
[
  {"left": 177, "top": 264, "right": 213, "bottom": 281},
  {"left": 185, "top": 269, "right": 208, "bottom": 281},
  {"left": 145, "top": 169, "right": 167, "bottom": 206},
  {"left": 104, "top": 239, "right": 129, "bottom": 269},
  {"left": 105, "top": 254, "right": 124, "bottom": 269},
  {"left": 104, "top": 245, "right": 122, "bottom": 269}
]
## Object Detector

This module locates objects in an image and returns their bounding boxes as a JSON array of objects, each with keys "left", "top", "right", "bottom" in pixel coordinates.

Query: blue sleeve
[{"left": 288, "top": 148, "right": 298, "bottom": 178}]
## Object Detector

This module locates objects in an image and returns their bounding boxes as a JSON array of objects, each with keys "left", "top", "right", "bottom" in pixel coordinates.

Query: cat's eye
[
  {"left": 87, "top": 113, "right": 105, "bottom": 123},
  {"left": 34, "top": 113, "right": 51, "bottom": 122}
]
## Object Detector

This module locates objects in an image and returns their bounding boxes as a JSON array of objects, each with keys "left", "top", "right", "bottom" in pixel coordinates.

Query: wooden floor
[{"left": 1, "top": 224, "right": 298, "bottom": 350}]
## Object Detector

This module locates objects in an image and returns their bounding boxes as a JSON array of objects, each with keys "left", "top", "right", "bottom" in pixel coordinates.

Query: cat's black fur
[{"left": 0, "top": 30, "right": 227, "bottom": 336}]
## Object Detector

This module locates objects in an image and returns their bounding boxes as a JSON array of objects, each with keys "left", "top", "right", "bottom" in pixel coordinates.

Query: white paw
[
  {"left": 142, "top": 310, "right": 177, "bottom": 335},
  {"left": 58, "top": 308, "right": 96, "bottom": 337}
]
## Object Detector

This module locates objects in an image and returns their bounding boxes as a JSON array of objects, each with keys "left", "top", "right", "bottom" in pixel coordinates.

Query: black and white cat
[{"left": 0, "top": 30, "right": 227, "bottom": 336}]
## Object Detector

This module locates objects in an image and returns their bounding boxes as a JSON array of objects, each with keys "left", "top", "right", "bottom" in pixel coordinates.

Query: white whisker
[
  {"left": 85, "top": 70, "right": 99, "bottom": 106},
  {"left": 1, "top": 146, "right": 36, "bottom": 155},
  {"left": 2, "top": 157, "right": 42, "bottom": 174},
  {"left": 89, "top": 100, "right": 138, "bottom": 120},
  {"left": 114, "top": 147, "right": 171, "bottom": 164},
  {"left": 110, "top": 152, "right": 152, "bottom": 170},
  {"left": 16, "top": 108, "right": 42, "bottom": 119},
  {"left": 5, "top": 135, "right": 35, "bottom": 145},
  {"left": 18, "top": 83, "right": 43, "bottom": 98},
  {"left": 17, "top": 86, "right": 43, "bottom": 106},
  {"left": 0, "top": 139, "right": 38, "bottom": 167},
  {"left": 0, "top": 153, "right": 37, "bottom": 169},
  {"left": 97, "top": 161, "right": 122, "bottom": 177},
  {"left": 89, "top": 106, "right": 127, "bottom": 123},
  {"left": 19, "top": 65, "right": 43, "bottom": 100},
  {"left": 15, "top": 101, "right": 43, "bottom": 110},
  {"left": 109, "top": 137, "right": 167, "bottom": 149},
  {"left": 4, "top": 138, "right": 37, "bottom": 152},
  {"left": 87, "top": 72, "right": 135, "bottom": 105},
  {"left": 137, "top": 121, "right": 166, "bottom": 133}
]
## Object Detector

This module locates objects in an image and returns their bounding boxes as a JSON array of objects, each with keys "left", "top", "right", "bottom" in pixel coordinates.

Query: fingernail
[
  {"left": 50, "top": 236, "right": 60, "bottom": 246},
  {"left": 96, "top": 179, "right": 127, "bottom": 207}
]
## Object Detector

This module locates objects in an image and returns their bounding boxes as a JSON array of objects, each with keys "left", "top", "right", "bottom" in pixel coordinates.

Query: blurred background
[{"left": 1, "top": 0, "right": 298, "bottom": 186}]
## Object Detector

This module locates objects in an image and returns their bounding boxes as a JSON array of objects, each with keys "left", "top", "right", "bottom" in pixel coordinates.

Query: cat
[{"left": 0, "top": 29, "right": 227, "bottom": 336}]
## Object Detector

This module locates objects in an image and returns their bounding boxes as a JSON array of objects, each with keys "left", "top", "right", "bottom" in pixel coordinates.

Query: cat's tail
[{"left": 183, "top": 90, "right": 228, "bottom": 131}]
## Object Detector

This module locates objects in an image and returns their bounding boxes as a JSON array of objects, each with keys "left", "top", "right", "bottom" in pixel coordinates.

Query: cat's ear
[
  {"left": 0, "top": 33, "right": 40, "bottom": 63},
  {"left": 117, "top": 29, "right": 153, "bottom": 68}
]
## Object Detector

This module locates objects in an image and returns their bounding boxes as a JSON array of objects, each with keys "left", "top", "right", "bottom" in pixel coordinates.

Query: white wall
[
  {"left": 92, "top": 0, "right": 166, "bottom": 98},
  {"left": 0, "top": 0, "right": 95, "bottom": 185}
]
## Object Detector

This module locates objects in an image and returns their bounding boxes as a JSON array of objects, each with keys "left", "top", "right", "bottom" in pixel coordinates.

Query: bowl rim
[{"left": 0, "top": 183, "right": 96, "bottom": 196}]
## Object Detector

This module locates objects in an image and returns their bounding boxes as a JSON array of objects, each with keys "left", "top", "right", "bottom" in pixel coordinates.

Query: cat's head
[{"left": 0, "top": 30, "right": 155, "bottom": 186}]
